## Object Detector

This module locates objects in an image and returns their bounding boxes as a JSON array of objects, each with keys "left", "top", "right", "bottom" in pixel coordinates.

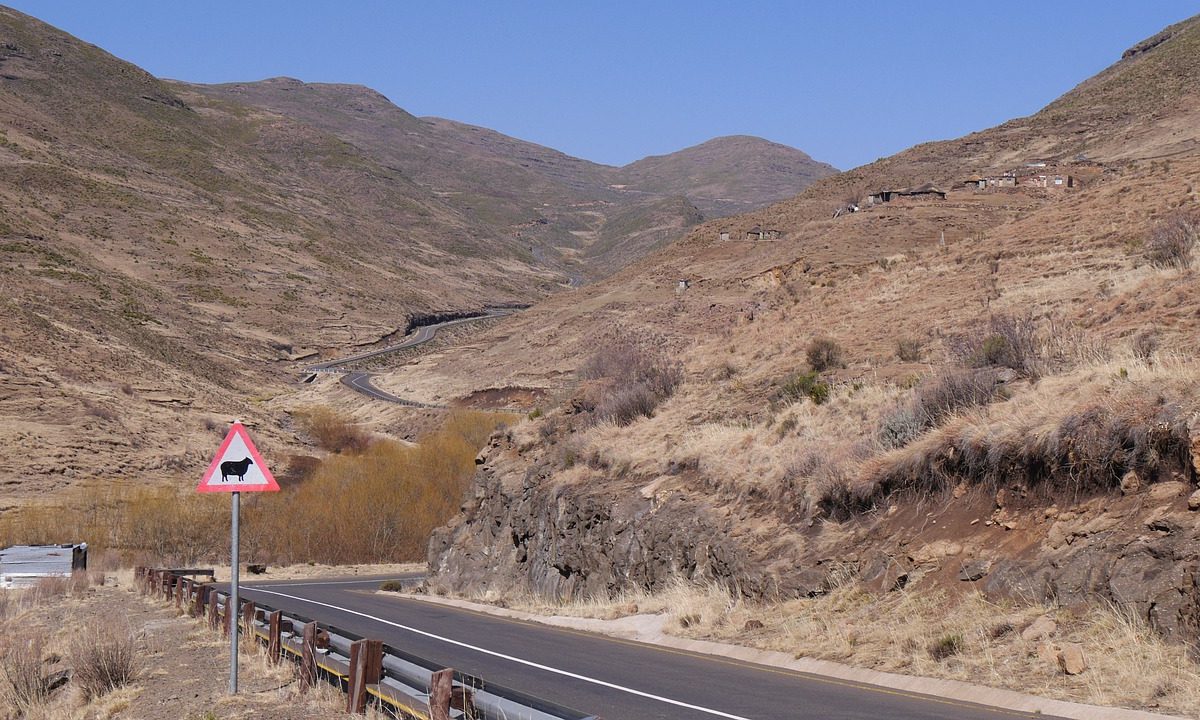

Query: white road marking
[
  {"left": 250, "top": 579, "right": 406, "bottom": 589},
  {"left": 245, "top": 587, "right": 755, "bottom": 720}
]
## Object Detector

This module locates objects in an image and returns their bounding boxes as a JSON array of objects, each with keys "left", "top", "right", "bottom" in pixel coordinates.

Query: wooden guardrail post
[
  {"left": 208, "top": 589, "right": 219, "bottom": 631},
  {"left": 174, "top": 576, "right": 184, "bottom": 611},
  {"left": 267, "top": 610, "right": 282, "bottom": 664},
  {"left": 241, "top": 601, "right": 256, "bottom": 646},
  {"left": 430, "top": 668, "right": 453, "bottom": 720},
  {"left": 300, "top": 622, "right": 318, "bottom": 692},
  {"left": 190, "top": 583, "right": 204, "bottom": 618},
  {"left": 222, "top": 595, "right": 233, "bottom": 638},
  {"left": 346, "top": 639, "right": 383, "bottom": 713}
]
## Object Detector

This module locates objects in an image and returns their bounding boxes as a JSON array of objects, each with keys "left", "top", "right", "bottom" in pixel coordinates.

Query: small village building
[
  {"left": 745, "top": 226, "right": 782, "bottom": 241},
  {"left": 868, "top": 183, "right": 947, "bottom": 204},
  {"left": 1, "top": 543, "right": 87, "bottom": 589},
  {"left": 718, "top": 230, "right": 730, "bottom": 241},
  {"left": 963, "top": 174, "right": 1017, "bottom": 190},
  {"left": 677, "top": 278, "right": 690, "bottom": 291}
]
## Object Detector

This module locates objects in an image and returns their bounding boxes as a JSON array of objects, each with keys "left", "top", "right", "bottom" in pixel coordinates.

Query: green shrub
[
  {"left": 379, "top": 580, "right": 404, "bottom": 592},
  {"left": 781, "top": 370, "right": 830, "bottom": 405}
]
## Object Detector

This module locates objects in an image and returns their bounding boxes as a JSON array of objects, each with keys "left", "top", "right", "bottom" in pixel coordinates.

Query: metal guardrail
[{"left": 135, "top": 568, "right": 600, "bottom": 720}]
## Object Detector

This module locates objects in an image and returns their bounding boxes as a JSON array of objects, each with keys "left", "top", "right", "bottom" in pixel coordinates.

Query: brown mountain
[
  {"left": 179, "top": 79, "right": 836, "bottom": 278},
  {"left": 0, "top": 5, "right": 832, "bottom": 504},
  {"left": 421, "top": 12, "right": 1200, "bottom": 675},
  {"left": 616, "top": 135, "right": 837, "bottom": 217}
]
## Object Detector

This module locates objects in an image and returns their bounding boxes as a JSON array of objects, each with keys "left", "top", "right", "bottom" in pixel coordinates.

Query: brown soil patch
[{"left": 452, "top": 386, "right": 548, "bottom": 412}]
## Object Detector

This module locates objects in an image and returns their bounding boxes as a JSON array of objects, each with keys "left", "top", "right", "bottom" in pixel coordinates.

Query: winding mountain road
[
  {"left": 306, "top": 308, "right": 517, "bottom": 405},
  {"left": 234, "top": 576, "right": 1064, "bottom": 720}
]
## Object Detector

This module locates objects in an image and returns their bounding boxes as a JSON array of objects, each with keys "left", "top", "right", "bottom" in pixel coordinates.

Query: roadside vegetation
[{"left": 0, "top": 410, "right": 513, "bottom": 566}]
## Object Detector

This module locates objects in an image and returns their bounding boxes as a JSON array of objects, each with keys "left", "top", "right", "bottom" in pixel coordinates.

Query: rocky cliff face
[
  {"left": 427, "top": 432, "right": 756, "bottom": 600},
  {"left": 428, "top": 421, "right": 1200, "bottom": 646}
]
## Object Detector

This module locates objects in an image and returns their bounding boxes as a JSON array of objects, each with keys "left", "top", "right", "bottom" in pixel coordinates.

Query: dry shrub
[
  {"left": 246, "top": 410, "right": 514, "bottom": 565},
  {"left": 298, "top": 406, "right": 372, "bottom": 454},
  {"left": 71, "top": 624, "right": 141, "bottom": 700},
  {"left": 947, "top": 313, "right": 1106, "bottom": 380},
  {"left": 878, "top": 368, "right": 1003, "bottom": 449},
  {"left": 0, "top": 630, "right": 50, "bottom": 713},
  {"left": 0, "top": 412, "right": 507, "bottom": 567},
  {"left": 896, "top": 337, "right": 923, "bottom": 362},
  {"left": 580, "top": 335, "right": 683, "bottom": 426},
  {"left": 1132, "top": 330, "right": 1159, "bottom": 365},
  {"left": 806, "top": 336, "right": 846, "bottom": 372},
  {"left": 829, "top": 369, "right": 1191, "bottom": 518},
  {"left": 1145, "top": 210, "right": 1197, "bottom": 268}
]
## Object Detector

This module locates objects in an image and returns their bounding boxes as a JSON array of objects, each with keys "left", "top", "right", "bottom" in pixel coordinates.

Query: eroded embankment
[{"left": 428, "top": 380, "right": 1200, "bottom": 647}]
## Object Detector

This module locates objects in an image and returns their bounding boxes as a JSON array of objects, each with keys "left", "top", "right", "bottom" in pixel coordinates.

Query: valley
[{"left": 3, "top": 4, "right": 1200, "bottom": 719}]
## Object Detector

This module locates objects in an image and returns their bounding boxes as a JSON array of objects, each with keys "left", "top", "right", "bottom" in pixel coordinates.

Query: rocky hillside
[{"left": 424, "top": 14, "right": 1200, "bottom": 651}]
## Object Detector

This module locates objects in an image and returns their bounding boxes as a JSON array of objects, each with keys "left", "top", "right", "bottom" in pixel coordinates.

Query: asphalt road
[
  {"left": 234, "top": 576, "right": 1060, "bottom": 720},
  {"left": 305, "top": 307, "right": 516, "bottom": 405}
]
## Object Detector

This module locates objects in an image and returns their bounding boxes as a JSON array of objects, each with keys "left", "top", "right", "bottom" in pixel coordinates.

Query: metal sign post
[
  {"left": 230, "top": 490, "right": 240, "bottom": 694},
  {"left": 197, "top": 420, "right": 279, "bottom": 696}
]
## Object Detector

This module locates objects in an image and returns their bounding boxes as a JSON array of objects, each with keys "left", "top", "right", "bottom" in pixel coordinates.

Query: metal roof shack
[{"left": 0, "top": 543, "right": 87, "bottom": 589}]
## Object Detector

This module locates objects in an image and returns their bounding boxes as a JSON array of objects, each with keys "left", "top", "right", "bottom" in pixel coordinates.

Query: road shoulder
[{"left": 385, "top": 591, "right": 1185, "bottom": 720}]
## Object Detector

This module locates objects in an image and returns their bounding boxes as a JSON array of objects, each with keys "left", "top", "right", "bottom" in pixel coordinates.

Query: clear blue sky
[{"left": 6, "top": 2, "right": 1198, "bottom": 169}]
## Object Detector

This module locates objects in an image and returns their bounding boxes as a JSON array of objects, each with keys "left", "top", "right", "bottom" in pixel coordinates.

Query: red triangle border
[{"left": 197, "top": 422, "right": 280, "bottom": 493}]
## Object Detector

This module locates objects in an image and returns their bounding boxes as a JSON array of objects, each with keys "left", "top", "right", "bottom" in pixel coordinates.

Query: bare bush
[
  {"left": 947, "top": 313, "right": 1105, "bottom": 380},
  {"left": 896, "top": 337, "right": 923, "bottom": 362},
  {"left": 806, "top": 337, "right": 846, "bottom": 372},
  {"left": 1133, "top": 331, "right": 1160, "bottom": 365},
  {"left": 581, "top": 335, "right": 683, "bottom": 426},
  {"left": 1145, "top": 211, "right": 1197, "bottom": 268},
  {"left": 1, "top": 630, "right": 50, "bottom": 712},
  {"left": 298, "top": 407, "right": 372, "bottom": 454},
  {"left": 71, "top": 624, "right": 141, "bottom": 700},
  {"left": 878, "top": 369, "right": 1003, "bottom": 449}
]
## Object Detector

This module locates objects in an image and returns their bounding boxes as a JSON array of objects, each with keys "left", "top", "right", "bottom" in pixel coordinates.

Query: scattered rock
[
  {"left": 958, "top": 559, "right": 991, "bottom": 582},
  {"left": 1148, "top": 481, "right": 1186, "bottom": 502},
  {"left": 1021, "top": 615, "right": 1058, "bottom": 641},
  {"left": 1037, "top": 642, "right": 1061, "bottom": 666},
  {"left": 1188, "top": 490, "right": 1200, "bottom": 511},
  {"left": 952, "top": 482, "right": 967, "bottom": 499},
  {"left": 861, "top": 555, "right": 908, "bottom": 593},
  {"left": 1058, "top": 643, "right": 1088, "bottom": 675},
  {"left": 1120, "top": 470, "right": 1141, "bottom": 495},
  {"left": 995, "top": 489, "right": 1009, "bottom": 509}
]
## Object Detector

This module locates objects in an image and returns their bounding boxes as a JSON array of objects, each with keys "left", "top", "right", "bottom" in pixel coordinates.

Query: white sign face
[{"left": 197, "top": 422, "right": 279, "bottom": 493}]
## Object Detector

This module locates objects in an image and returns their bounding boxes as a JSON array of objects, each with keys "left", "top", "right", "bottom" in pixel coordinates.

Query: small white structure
[
  {"left": 677, "top": 278, "right": 691, "bottom": 291},
  {"left": 0, "top": 543, "right": 87, "bottom": 589}
]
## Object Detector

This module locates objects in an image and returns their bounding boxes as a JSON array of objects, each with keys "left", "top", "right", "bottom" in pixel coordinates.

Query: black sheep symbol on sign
[{"left": 220, "top": 457, "right": 254, "bottom": 482}]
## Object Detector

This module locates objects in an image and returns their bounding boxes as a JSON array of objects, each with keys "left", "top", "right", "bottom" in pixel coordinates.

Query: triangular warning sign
[{"left": 198, "top": 422, "right": 279, "bottom": 493}]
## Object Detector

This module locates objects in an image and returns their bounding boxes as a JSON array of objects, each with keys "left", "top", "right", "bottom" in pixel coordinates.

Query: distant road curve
[{"left": 305, "top": 307, "right": 518, "bottom": 405}]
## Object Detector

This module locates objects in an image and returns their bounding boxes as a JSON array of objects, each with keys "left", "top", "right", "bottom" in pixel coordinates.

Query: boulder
[
  {"left": 1189, "top": 489, "right": 1200, "bottom": 511},
  {"left": 1058, "top": 643, "right": 1088, "bottom": 675},
  {"left": 1021, "top": 615, "right": 1057, "bottom": 641},
  {"left": 958, "top": 559, "right": 991, "bottom": 582},
  {"left": 861, "top": 555, "right": 908, "bottom": 593},
  {"left": 1120, "top": 470, "right": 1141, "bottom": 495},
  {"left": 1037, "top": 642, "right": 1060, "bottom": 666},
  {"left": 1148, "top": 481, "right": 1186, "bottom": 502}
]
